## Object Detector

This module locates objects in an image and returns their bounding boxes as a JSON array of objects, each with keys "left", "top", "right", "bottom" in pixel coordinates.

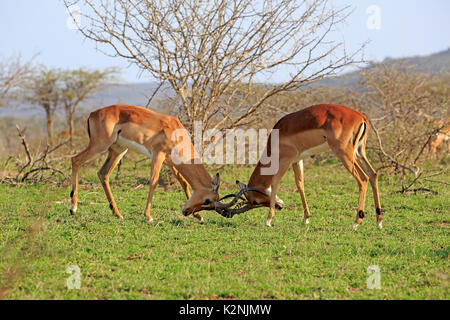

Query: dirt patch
[{"left": 435, "top": 272, "right": 449, "bottom": 281}]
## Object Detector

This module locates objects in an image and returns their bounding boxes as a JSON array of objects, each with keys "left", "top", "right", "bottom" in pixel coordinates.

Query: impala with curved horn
[
  {"left": 215, "top": 104, "right": 383, "bottom": 230},
  {"left": 70, "top": 104, "right": 222, "bottom": 224}
]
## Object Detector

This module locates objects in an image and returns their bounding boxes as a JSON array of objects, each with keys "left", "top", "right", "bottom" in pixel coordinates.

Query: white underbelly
[
  {"left": 116, "top": 136, "right": 153, "bottom": 158},
  {"left": 296, "top": 142, "right": 330, "bottom": 161}
]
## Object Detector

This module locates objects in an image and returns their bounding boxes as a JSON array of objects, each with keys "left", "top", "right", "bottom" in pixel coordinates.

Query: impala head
[
  {"left": 213, "top": 180, "right": 284, "bottom": 218},
  {"left": 181, "top": 173, "right": 221, "bottom": 216}
]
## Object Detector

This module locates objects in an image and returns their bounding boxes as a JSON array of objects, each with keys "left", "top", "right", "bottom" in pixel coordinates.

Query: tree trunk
[
  {"left": 68, "top": 110, "right": 74, "bottom": 148},
  {"left": 45, "top": 106, "right": 54, "bottom": 145},
  {"left": 47, "top": 115, "right": 54, "bottom": 144}
]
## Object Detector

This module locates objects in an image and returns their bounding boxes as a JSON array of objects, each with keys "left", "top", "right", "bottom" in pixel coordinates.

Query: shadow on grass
[{"left": 208, "top": 219, "right": 238, "bottom": 228}]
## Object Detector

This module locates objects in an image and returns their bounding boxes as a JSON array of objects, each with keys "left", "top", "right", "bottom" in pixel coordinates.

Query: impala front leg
[
  {"left": 193, "top": 212, "right": 204, "bottom": 224},
  {"left": 264, "top": 158, "right": 291, "bottom": 227},
  {"left": 169, "top": 165, "right": 203, "bottom": 223},
  {"left": 266, "top": 180, "right": 280, "bottom": 227},
  {"left": 144, "top": 151, "right": 165, "bottom": 223}
]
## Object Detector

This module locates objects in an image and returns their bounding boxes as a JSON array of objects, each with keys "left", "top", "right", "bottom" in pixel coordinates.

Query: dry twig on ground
[{"left": 0, "top": 125, "right": 69, "bottom": 185}]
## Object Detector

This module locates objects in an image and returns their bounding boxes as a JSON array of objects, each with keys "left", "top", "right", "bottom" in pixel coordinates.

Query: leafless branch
[
  {"left": 0, "top": 54, "right": 35, "bottom": 107},
  {"left": 145, "top": 80, "right": 165, "bottom": 108},
  {"left": 64, "top": 0, "right": 363, "bottom": 135},
  {"left": 2, "top": 125, "right": 70, "bottom": 185},
  {"left": 369, "top": 119, "right": 420, "bottom": 178}
]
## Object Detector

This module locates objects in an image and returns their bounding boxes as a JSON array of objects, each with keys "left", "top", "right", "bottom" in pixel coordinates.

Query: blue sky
[{"left": 0, "top": 0, "right": 449, "bottom": 83}]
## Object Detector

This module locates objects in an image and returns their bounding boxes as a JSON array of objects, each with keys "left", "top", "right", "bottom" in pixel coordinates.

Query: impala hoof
[
  {"left": 376, "top": 221, "right": 383, "bottom": 229},
  {"left": 303, "top": 218, "right": 310, "bottom": 225},
  {"left": 352, "top": 223, "right": 360, "bottom": 230},
  {"left": 146, "top": 217, "right": 154, "bottom": 224},
  {"left": 265, "top": 220, "right": 272, "bottom": 227},
  {"left": 275, "top": 199, "right": 284, "bottom": 210}
]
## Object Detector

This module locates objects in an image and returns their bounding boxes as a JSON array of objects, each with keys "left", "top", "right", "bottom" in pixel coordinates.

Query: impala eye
[
  {"left": 253, "top": 201, "right": 258, "bottom": 205},
  {"left": 203, "top": 199, "right": 211, "bottom": 205}
]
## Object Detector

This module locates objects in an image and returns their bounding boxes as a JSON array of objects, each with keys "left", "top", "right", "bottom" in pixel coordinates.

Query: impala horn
[{"left": 214, "top": 187, "right": 268, "bottom": 218}]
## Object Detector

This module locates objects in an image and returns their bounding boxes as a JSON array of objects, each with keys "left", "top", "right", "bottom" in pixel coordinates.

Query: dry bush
[
  {"left": 1, "top": 126, "right": 70, "bottom": 185},
  {"left": 357, "top": 64, "right": 449, "bottom": 176},
  {"left": 0, "top": 54, "right": 34, "bottom": 107}
]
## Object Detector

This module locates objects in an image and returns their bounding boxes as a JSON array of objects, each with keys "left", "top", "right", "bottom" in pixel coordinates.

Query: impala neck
[
  {"left": 248, "top": 161, "right": 273, "bottom": 190},
  {"left": 173, "top": 163, "right": 212, "bottom": 191}
]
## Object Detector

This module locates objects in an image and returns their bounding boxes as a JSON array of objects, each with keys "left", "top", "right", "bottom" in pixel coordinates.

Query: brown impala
[
  {"left": 70, "top": 104, "right": 222, "bottom": 224},
  {"left": 426, "top": 119, "right": 450, "bottom": 159},
  {"left": 216, "top": 104, "right": 384, "bottom": 230}
]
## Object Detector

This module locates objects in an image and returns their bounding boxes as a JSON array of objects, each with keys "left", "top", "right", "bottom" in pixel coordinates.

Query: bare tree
[
  {"left": 0, "top": 54, "right": 34, "bottom": 107},
  {"left": 60, "top": 67, "right": 117, "bottom": 144},
  {"left": 27, "top": 68, "right": 62, "bottom": 143},
  {"left": 65, "top": 0, "right": 363, "bottom": 134},
  {"left": 26, "top": 67, "right": 117, "bottom": 145}
]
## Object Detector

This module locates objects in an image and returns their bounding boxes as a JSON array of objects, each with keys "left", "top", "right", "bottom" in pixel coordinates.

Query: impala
[
  {"left": 70, "top": 104, "right": 222, "bottom": 223},
  {"left": 426, "top": 122, "right": 450, "bottom": 159},
  {"left": 215, "top": 104, "right": 383, "bottom": 230}
]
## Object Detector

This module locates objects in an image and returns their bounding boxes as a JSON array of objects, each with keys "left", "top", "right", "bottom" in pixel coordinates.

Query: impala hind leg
[
  {"left": 98, "top": 146, "right": 128, "bottom": 218},
  {"left": 292, "top": 160, "right": 311, "bottom": 224},
  {"left": 71, "top": 143, "right": 110, "bottom": 215},
  {"left": 344, "top": 158, "right": 369, "bottom": 229},
  {"left": 144, "top": 151, "right": 166, "bottom": 223},
  {"left": 330, "top": 145, "right": 369, "bottom": 229},
  {"left": 356, "top": 151, "right": 383, "bottom": 229}
]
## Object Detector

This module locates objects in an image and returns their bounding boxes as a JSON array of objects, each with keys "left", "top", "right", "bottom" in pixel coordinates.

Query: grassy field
[{"left": 0, "top": 157, "right": 448, "bottom": 300}]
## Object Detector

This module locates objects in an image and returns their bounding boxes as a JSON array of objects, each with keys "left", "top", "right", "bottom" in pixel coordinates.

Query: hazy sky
[{"left": 1, "top": 0, "right": 449, "bottom": 83}]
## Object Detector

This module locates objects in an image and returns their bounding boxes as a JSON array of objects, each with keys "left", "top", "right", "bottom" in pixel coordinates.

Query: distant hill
[
  {"left": 317, "top": 48, "right": 450, "bottom": 88},
  {"left": 384, "top": 48, "right": 450, "bottom": 74},
  {"left": 1, "top": 49, "right": 449, "bottom": 119}
]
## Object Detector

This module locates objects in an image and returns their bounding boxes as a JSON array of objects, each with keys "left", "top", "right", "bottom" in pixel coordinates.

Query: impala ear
[
  {"left": 236, "top": 180, "right": 250, "bottom": 200},
  {"left": 236, "top": 180, "right": 247, "bottom": 191},
  {"left": 211, "top": 173, "right": 220, "bottom": 192}
]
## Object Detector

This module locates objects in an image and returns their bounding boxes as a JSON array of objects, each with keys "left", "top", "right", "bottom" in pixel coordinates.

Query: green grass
[{"left": 0, "top": 159, "right": 448, "bottom": 300}]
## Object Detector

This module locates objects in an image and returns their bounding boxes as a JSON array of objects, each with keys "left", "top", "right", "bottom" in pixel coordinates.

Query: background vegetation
[{"left": 0, "top": 0, "right": 448, "bottom": 300}]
